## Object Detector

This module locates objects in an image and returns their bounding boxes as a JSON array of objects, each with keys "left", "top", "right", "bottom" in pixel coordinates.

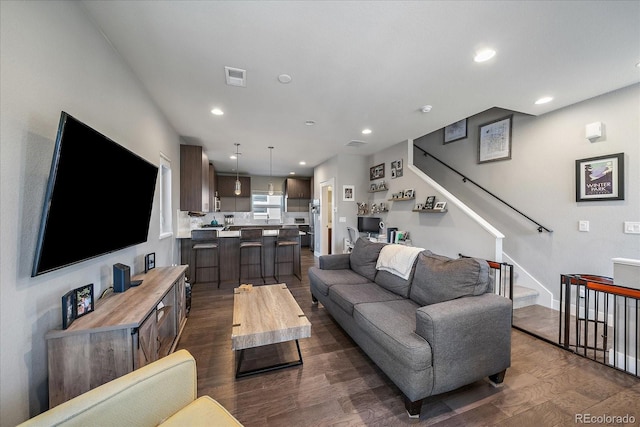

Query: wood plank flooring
[{"left": 177, "top": 250, "right": 640, "bottom": 426}]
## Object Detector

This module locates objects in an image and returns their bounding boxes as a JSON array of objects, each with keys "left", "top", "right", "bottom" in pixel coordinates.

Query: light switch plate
[
  {"left": 624, "top": 221, "right": 640, "bottom": 234},
  {"left": 579, "top": 220, "right": 589, "bottom": 232}
]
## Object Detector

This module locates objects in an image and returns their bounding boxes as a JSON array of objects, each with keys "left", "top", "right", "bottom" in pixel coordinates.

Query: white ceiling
[{"left": 81, "top": 1, "right": 640, "bottom": 177}]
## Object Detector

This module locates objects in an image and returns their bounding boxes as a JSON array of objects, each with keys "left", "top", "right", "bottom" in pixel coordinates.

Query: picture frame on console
[
  {"left": 575, "top": 152, "right": 624, "bottom": 202},
  {"left": 61, "top": 290, "right": 75, "bottom": 330},
  {"left": 145, "top": 252, "right": 156, "bottom": 272},
  {"left": 74, "top": 283, "right": 94, "bottom": 318}
]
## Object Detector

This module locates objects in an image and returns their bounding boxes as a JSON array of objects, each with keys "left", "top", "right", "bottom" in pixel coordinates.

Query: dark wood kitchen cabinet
[
  {"left": 217, "top": 175, "right": 251, "bottom": 211},
  {"left": 285, "top": 178, "right": 311, "bottom": 199},
  {"left": 180, "top": 145, "right": 210, "bottom": 212}
]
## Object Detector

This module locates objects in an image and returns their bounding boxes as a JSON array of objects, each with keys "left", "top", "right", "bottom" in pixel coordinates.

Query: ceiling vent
[
  {"left": 225, "top": 66, "right": 246, "bottom": 87},
  {"left": 346, "top": 140, "right": 367, "bottom": 148}
]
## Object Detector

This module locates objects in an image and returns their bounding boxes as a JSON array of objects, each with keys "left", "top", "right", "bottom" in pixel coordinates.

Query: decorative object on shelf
[
  {"left": 403, "top": 189, "right": 415, "bottom": 199},
  {"left": 74, "top": 283, "right": 94, "bottom": 318},
  {"left": 357, "top": 202, "right": 368, "bottom": 215},
  {"left": 444, "top": 118, "right": 468, "bottom": 144},
  {"left": 434, "top": 201, "right": 447, "bottom": 210},
  {"left": 478, "top": 114, "right": 512, "bottom": 163},
  {"left": 61, "top": 290, "right": 75, "bottom": 330},
  {"left": 343, "top": 185, "right": 355, "bottom": 201},
  {"left": 370, "top": 183, "right": 378, "bottom": 192},
  {"left": 233, "top": 143, "right": 242, "bottom": 195},
  {"left": 377, "top": 181, "right": 387, "bottom": 190},
  {"left": 416, "top": 203, "right": 424, "bottom": 210},
  {"left": 267, "top": 146, "right": 274, "bottom": 196},
  {"left": 371, "top": 203, "right": 388, "bottom": 214},
  {"left": 575, "top": 152, "right": 624, "bottom": 202},
  {"left": 370, "top": 163, "right": 385, "bottom": 180},
  {"left": 145, "top": 252, "right": 156, "bottom": 272},
  {"left": 391, "top": 159, "right": 403, "bottom": 178},
  {"left": 425, "top": 196, "right": 436, "bottom": 209}
]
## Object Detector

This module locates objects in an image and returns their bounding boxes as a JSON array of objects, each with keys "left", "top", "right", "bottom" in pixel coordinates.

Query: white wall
[
  {"left": 413, "top": 85, "right": 640, "bottom": 300},
  {"left": 0, "top": 2, "right": 181, "bottom": 425}
]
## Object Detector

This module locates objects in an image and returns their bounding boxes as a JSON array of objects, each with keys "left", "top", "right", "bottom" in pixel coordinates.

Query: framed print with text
[
  {"left": 370, "top": 163, "right": 385, "bottom": 180},
  {"left": 478, "top": 115, "right": 512, "bottom": 163},
  {"left": 444, "top": 118, "right": 468, "bottom": 144},
  {"left": 575, "top": 153, "right": 624, "bottom": 202}
]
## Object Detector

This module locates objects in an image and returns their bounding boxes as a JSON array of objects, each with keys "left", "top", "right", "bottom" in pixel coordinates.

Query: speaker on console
[{"left": 113, "top": 263, "right": 131, "bottom": 293}]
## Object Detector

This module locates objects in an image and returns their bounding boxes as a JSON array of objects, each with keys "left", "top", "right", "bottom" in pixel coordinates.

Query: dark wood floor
[{"left": 177, "top": 250, "right": 640, "bottom": 426}]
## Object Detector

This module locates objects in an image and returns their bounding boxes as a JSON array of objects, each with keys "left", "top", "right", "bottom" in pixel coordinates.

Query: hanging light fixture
[
  {"left": 268, "top": 146, "right": 274, "bottom": 196},
  {"left": 234, "top": 143, "right": 241, "bottom": 195}
]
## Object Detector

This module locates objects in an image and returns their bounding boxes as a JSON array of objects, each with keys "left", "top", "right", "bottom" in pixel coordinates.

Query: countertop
[{"left": 177, "top": 229, "right": 306, "bottom": 239}]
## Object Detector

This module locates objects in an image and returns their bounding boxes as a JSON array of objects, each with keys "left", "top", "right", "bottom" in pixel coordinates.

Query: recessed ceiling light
[
  {"left": 289, "top": 172, "right": 296, "bottom": 175},
  {"left": 299, "top": 161, "right": 306, "bottom": 165},
  {"left": 211, "top": 108, "right": 224, "bottom": 116},
  {"left": 278, "top": 74, "right": 292, "bottom": 84},
  {"left": 420, "top": 105, "right": 432, "bottom": 113},
  {"left": 636, "top": 61, "right": 640, "bottom": 68},
  {"left": 535, "top": 96, "right": 553, "bottom": 105},
  {"left": 230, "top": 155, "right": 237, "bottom": 159},
  {"left": 362, "top": 128, "right": 372, "bottom": 135},
  {"left": 474, "top": 49, "right": 496, "bottom": 63},
  {"left": 305, "top": 120, "right": 316, "bottom": 126}
]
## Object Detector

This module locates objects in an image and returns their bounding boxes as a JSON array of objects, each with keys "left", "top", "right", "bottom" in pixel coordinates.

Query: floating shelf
[
  {"left": 369, "top": 188, "right": 388, "bottom": 193},
  {"left": 389, "top": 197, "right": 415, "bottom": 201},
  {"left": 412, "top": 209, "right": 447, "bottom": 213}
]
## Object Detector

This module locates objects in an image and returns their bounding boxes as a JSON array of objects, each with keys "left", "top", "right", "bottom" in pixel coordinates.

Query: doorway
[{"left": 320, "top": 178, "right": 334, "bottom": 256}]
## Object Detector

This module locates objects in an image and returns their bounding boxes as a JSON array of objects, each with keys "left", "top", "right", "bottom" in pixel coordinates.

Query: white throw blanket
[{"left": 376, "top": 244, "right": 424, "bottom": 280}]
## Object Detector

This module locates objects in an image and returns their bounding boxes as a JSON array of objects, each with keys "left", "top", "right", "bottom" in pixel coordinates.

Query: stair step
[{"left": 512, "top": 285, "right": 538, "bottom": 309}]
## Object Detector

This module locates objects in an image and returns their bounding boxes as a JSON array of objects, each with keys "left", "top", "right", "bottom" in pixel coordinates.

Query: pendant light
[
  {"left": 267, "top": 146, "right": 274, "bottom": 196},
  {"left": 234, "top": 143, "right": 241, "bottom": 196}
]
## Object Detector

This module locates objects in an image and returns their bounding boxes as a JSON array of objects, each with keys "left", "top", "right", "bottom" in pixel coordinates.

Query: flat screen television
[
  {"left": 32, "top": 112, "right": 158, "bottom": 276},
  {"left": 357, "top": 216, "right": 381, "bottom": 234}
]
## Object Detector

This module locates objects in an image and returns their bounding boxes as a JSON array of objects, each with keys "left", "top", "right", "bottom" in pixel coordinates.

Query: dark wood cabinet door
[{"left": 180, "top": 145, "right": 210, "bottom": 212}]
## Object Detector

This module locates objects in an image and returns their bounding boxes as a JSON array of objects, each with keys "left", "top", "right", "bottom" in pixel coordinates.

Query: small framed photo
[
  {"left": 74, "top": 283, "right": 94, "bottom": 319},
  {"left": 425, "top": 196, "right": 436, "bottom": 209},
  {"left": 444, "top": 118, "right": 468, "bottom": 144},
  {"left": 575, "top": 153, "right": 624, "bottom": 202},
  {"left": 478, "top": 115, "right": 513, "bottom": 163},
  {"left": 434, "top": 201, "right": 447, "bottom": 210},
  {"left": 370, "top": 163, "right": 385, "bottom": 180},
  {"left": 145, "top": 252, "right": 156, "bottom": 272},
  {"left": 61, "top": 290, "right": 76, "bottom": 329},
  {"left": 343, "top": 185, "right": 355, "bottom": 201},
  {"left": 404, "top": 189, "right": 415, "bottom": 199},
  {"left": 391, "top": 159, "right": 403, "bottom": 178}
]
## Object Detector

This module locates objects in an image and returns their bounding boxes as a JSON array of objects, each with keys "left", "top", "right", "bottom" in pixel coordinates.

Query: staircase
[{"left": 512, "top": 285, "right": 539, "bottom": 309}]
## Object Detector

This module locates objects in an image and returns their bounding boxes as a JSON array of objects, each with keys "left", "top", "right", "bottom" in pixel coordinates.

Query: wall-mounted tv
[
  {"left": 357, "top": 216, "right": 381, "bottom": 234},
  {"left": 32, "top": 112, "right": 158, "bottom": 276}
]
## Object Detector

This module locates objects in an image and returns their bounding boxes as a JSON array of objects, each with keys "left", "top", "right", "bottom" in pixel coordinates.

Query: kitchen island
[{"left": 178, "top": 228, "right": 304, "bottom": 285}]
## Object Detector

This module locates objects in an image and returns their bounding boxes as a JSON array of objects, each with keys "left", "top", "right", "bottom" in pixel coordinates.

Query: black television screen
[
  {"left": 357, "top": 216, "right": 381, "bottom": 234},
  {"left": 32, "top": 112, "right": 158, "bottom": 276}
]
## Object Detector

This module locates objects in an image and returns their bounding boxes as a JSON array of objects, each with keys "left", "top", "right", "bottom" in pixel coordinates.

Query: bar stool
[
  {"left": 191, "top": 229, "right": 220, "bottom": 287},
  {"left": 239, "top": 228, "right": 265, "bottom": 285},
  {"left": 274, "top": 227, "right": 302, "bottom": 282}
]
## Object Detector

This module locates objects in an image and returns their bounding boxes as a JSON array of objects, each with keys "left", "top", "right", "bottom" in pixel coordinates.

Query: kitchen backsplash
[{"left": 178, "top": 210, "right": 309, "bottom": 230}]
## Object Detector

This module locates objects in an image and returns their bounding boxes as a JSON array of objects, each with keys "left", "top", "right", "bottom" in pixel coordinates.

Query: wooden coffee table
[{"left": 231, "top": 284, "right": 311, "bottom": 378}]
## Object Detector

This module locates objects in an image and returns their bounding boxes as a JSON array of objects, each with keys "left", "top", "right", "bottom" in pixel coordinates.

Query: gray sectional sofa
[{"left": 308, "top": 238, "right": 512, "bottom": 418}]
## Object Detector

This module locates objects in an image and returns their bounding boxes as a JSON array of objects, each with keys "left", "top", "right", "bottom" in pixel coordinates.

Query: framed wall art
[
  {"left": 478, "top": 115, "right": 512, "bottom": 163},
  {"left": 370, "top": 163, "right": 385, "bottom": 180},
  {"left": 444, "top": 118, "right": 468, "bottom": 144},
  {"left": 575, "top": 153, "right": 624, "bottom": 202},
  {"left": 342, "top": 185, "right": 355, "bottom": 201},
  {"left": 145, "top": 252, "right": 156, "bottom": 272},
  {"left": 391, "top": 159, "right": 403, "bottom": 178}
]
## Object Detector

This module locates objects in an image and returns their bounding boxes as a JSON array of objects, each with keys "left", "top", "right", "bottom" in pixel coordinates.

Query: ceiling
[{"left": 81, "top": 1, "right": 640, "bottom": 177}]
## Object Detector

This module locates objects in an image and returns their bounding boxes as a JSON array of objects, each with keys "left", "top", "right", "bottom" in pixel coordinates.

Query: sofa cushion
[
  {"left": 308, "top": 266, "right": 371, "bottom": 296},
  {"left": 409, "top": 251, "right": 490, "bottom": 306},
  {"left": 353, "top": 299, "right": 431, "bottom": 372},
  {"left": 329, "top": 283, "right": 403, "bottom": 315},
  {"left": 349, "top": 238, "right": 385, "bottom": 281},
  {"left": 375, "top": 269, "right": 415, "bottom": 298}
]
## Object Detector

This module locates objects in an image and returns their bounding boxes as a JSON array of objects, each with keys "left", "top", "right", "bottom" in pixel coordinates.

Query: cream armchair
[{"left": 19, "top": 350, "right": 242, "bottom": 426}]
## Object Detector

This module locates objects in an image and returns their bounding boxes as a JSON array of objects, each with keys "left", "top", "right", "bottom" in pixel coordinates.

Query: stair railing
[
  {"left": 459, "top": 254, "right": 513, "bottom": 301},
  {"left": 414, "top": 145, "right": 553, "bottom": 233}
]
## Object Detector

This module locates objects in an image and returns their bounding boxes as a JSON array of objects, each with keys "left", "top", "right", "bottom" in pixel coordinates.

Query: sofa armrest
[
  {"left": 415, "top": 294, "right": 512, "bottom": 394},
  {"left": 319, "top": 253, "right": 351, "bottom": 270},
  {"left": 19, "top": 350, "right": 198, "bottom": 427}
]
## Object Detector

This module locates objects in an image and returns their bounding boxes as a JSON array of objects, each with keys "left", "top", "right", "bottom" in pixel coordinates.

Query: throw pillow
[
  {"left": 409, "top": 251, "right": 489, "bottom": 306},
  {"left": 349, "top": 238, "right": 385, "bottom": 281}
]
